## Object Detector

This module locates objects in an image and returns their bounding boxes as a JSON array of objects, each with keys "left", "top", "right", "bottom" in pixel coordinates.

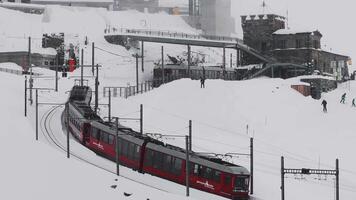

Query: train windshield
[{"left": 233, "top": 176, "right": 249, "bottom": 192}]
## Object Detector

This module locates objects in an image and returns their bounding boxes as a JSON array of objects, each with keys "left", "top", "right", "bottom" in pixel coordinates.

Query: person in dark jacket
[
  {"left": 200, "top": 76, "right": 205, "bottom": 88},
  {"left": 340, "top": 93, "right": 346, "bottom": 104},
  {"left": 352, "top": 98, "right": 356, "bottom": 107},
  {"left": 321, "top": 100, "right": 327, "bottom": 113}
]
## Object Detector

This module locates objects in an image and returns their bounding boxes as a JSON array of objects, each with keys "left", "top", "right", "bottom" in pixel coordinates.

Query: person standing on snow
[
  {"left": 321, "top": 100, "right": 328, "bottom": 113},
  {"left": 352, "top": 98, "right": 356, "bottom": 107},
  {"left": 340, "top": 93, "right": 346, "bottom": 104},
  {"left": 200, "top": 76, "right": 205, "bottom": 88}
]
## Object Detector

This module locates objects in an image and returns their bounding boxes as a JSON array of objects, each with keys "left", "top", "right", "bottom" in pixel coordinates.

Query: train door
[
  {"left": 82, "top": 123, "right": 90, "bottom": 144},
  {"left": 91, "top": 127, "right": 102, "bottom": 151},
  {"left": 221, "top": 173, "right": 233, "bottom": 197}
]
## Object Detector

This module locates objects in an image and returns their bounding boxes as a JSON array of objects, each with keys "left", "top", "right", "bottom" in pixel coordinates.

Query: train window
[
  {"left": 108, "top": 135, "right": 114, "bottom": 145},
  {"left": 144, "top": 149, "right": 153, "bottom": 166},
  {"left": 225, "top": 175, "right": 231, "bottom": 186},
  {"left": 172, "top": 158, "right": 182, "bottom": 175},
  {"left": 213, "top": 170, "right": 221, "bottom": 182},
  {"left": 153, "top": 152, "right": 163, "bottom": 169},
  {"left": 133, "top": 145, "right": 140, "bottom": 161},
  {"left": 204, "top": 167, "right": 213, "bottom": 180},
  {"left": 122, "top": 140, "right": 128, "bottom": 157},
  {"left": 91, "top": 128, "right": 100, "bottom": 140},
  {"left": 163, "top": 154, "right": 172, "bottom": 172},
  {"left": 101, "top": 132, "right": 109, "bottom": 143},
  {"left": 128, "top": 143, "right": 135, "bottom": 159}
]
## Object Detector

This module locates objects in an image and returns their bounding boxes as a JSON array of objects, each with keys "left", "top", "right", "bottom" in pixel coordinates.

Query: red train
[{"left": 66, "top": 86, "right": 250, "bottom": 200}]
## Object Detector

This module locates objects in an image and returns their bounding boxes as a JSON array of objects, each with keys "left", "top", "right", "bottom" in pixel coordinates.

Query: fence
[
  {"left": 0, "top": 67, "right": 41, "bottom": 76},
  {"left": 103, "top": 81, "right": 154, "bottom": 99}
]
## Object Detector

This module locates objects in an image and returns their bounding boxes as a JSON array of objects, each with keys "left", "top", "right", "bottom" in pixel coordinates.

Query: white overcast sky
[{"left": 231, "top": 0, "right": 354, "bottom": 62}]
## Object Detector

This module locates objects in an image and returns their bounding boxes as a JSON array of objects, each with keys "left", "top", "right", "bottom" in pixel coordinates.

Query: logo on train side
[
  {"left": 196, "top": 180, "right": 214, "bottom": 190},
  {"left": 93, "top": 142, "right": 104, "bottom": 150}
]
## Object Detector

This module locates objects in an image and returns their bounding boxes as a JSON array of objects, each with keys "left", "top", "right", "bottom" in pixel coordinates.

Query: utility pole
[
  {"left": 95, "top": 64, "right": 99, "bottom": 113},
  {"left": 92, "top": 42, "right": 95, "bottom": 76},
  {"left": 161, "top": 46, "right": 165, "bottom": 84},
  {"left": 336, "top": 159, "right": 339, "bottom": 200},
  {"left": 136, "top": 54, "right": 139, "bottom": 92},
  {"left": 141, "top": 41, "right": 144, "bottom": 72},
  {"left": 81, "top": 48, "right": 84, "bottom": 86},
  {"left": 250, "top": 137, "right": 254, "bottom": 194},
  {"left": 66, "top": 104, "right": 70, "bottom": 158},
  {"left": 24, "top": 77, "right": 27, "bottom": 117},
  {"left": 55, "top": 56, "right": 58, "bottom": 92},
  {"left": 140, "top": 104, "right": 143, "bottom": 135},
  {"left": 185, "top": 135, "right": 190, "bottom": 197},
  {"left": 115, "top": 117, "right": 120, "bottom": 176},
  {"left": 281, "top": 156, "right": 285, "bottom": 200},
  {"left": 189, "top": 120, "right": 192, "bottom": 152},
  {"left": 108, "top": 89, "right": 111, "bottom": 122},
  {"left": 29, "top": 37, "right": 33, "bottom": 105},
  {"left": 35, "top": 89, "right": 38, "bottom": 141},
  {"left": 187, "top": 45, "right": 191, "bottom": 77}
]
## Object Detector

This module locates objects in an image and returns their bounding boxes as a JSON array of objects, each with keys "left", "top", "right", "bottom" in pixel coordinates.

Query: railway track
[{"left": 39, "top": 105, "right": 171, "bottom": 194}]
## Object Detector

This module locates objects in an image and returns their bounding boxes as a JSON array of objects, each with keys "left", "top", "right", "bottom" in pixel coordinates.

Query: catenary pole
[
  {"left": 140, "top": 104, "right": 143, "bottom": 135},
  {"left": 336, "top": 159, "right": 339, "bottom": 200},
  {"left": 136, "top": 54, "right": 139, "bottom": 92},
  {"left": 66, "top": 104, "right": 70, "bottom": 158},
  {"left": 95, "top": 64, "right": 99, "bottom": 113},
  {"left": 35, "top": 89, "right": 38, "bottom": 141},
  {"left": 161, "top": 46, "right": 165, "bottom": 84},
  {"left": 141, "top": 41, "right": 144, "bottom": 72},
  {"left": 281, "top": 156, "right": 285, "bottom": 200},
  {"left": 189, "top": 120, "right": 192, "bottom": 152},
  {"left": 108, "top": 89, "right": 111, "bottom": 122},
  {"left": 92, "top": 42, "right": 95, "bottom": 76},
  {"left": 81, "top": 48, "right": 84, "bottom": 86},
  {"left": 185, "top": 135, "right": 190, "bottom": 197},
  {"left": 250, "top": 137, "right": 254, "bottom": 194},
  {"left": 24, "top": 77, "right": 27, "bottom": 117},
  {"left": 116, "top": 117, "right": 120, "bottom": 176}
]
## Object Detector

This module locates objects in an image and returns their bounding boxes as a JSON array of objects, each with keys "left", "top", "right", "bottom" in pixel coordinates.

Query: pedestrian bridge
[{"left": 104, "top": 28, "right": 272, "bottom": 63}]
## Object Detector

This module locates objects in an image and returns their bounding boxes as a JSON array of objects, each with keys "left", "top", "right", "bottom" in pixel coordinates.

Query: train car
[
  {"left": 68, "top": 85, "right": 92, "bottom": 105},
  {"left": 143, "top": 143, "right": 250, "bottom": 199},
  {"left": 87, "top": 120, "right": 147, "bottom": 171}
]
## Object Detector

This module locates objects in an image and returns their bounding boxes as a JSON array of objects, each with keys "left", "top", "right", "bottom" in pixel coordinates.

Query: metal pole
[
  {"left": 189, "top": 120, "right": 192, "bottom": 152},
  {"left": 281, "top": 156, "right": 285, "bottom": 200},
  {"left": 55, "top": 62, "right": 58, "bottom": 92},
  {"left": 25, "top": 77, "right": 27, "bottom": 117},
  {"left": 250, "top": 137, "right": 254, "bottom": 194},
  {"left": 81, "top": 48, "right": 84, "bottom": 86},
  {"left": 140, "top": 104, "right": 143, "bottom": 135},
  {"left": 161, "top": 46, "right": 165, "bottom": 84},
  {"left": 136, "top": 54, "right": 139, "bottom": 92},
  {"left": 108, "top": 89, "right": 111, "bottom": 122},
  {"left": 116, "top": 117, "right": 120, "bottom": 176},
  {"left": 185, "top": 135, "right": 190, "bottom": 197},
  {"left": 66, "top": 104, "right": 70, "bottom": 158},
  {"left": 95, "top": 64, "right": 99, "bottom": 113},
  {"left": 92, "top": 42, "right": 95, "bottom": 76},
  {"left": 223, "top": 47, "right": 226, "bottom": 69},
  {"left": 141, "top": 41, "right": 144, "bottom": 72},
  {"left": 187, "top": 45, "right": 191, "bottom": 77},
  {"left": 29, "top": 37, "right": 33, "bottom": 105},
  {"left": 336, "top": 159, "right": 339, "bottom": 200},
  {"left": 35, "top": 89, "right": 38, "bottom": 141}
]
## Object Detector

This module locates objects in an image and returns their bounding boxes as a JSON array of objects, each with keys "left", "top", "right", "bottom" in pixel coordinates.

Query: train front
[{"left": 230, "top": 166, "right": 250, "bottom": 200}]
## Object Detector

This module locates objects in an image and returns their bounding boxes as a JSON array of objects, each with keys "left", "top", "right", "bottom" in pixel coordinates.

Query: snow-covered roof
[
  {"left": 273, "top": 28, "right": 320, "bottom": 35},
  {"left": 159, "top": 0, "right": 188, "bottom": 7},
  {"left": 31, "top": 0, "right": 112, "bottom": 2}
]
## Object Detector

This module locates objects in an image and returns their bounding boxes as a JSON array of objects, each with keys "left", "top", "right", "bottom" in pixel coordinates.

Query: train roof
[
  {"left": 154, "top": 64, "right": 237, "bottom": 72},
  {"left": 145, "top": 142, "right": 249, "bottom": 176},
  {"left": 69, "top": 102, "right": 101, "bottom": 121},
  {"left": 69, "top": 85, "right": 92, "bottom": 102}
]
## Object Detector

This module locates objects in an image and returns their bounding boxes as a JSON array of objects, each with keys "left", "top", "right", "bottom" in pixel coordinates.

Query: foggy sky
[{"left": 231, "top": 0, "right": 354, "bottom": 62}]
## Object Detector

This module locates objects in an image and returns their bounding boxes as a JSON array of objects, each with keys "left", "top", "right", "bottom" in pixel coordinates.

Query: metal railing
[
  {"left": 0, "top": 67, "right": 40, "bottom": 76},
  {"left": 103, "top": 81, "right": 154, "bottom": 99},
  {"left": 104, "top": 27, "right": 243, "bottom": 44}
]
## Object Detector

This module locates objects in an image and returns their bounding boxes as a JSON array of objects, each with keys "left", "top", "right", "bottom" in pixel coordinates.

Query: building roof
[
  {"left": 273, "top": 29, "right": 322, "bottom": 37},
  {"left": 31, "top": 0, "right": 112, "bottom": 3}
]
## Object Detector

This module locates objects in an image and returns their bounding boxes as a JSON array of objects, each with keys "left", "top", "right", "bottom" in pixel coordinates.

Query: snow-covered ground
[{"left": 1, "top": 4, "right": 356, "bottom": 200}]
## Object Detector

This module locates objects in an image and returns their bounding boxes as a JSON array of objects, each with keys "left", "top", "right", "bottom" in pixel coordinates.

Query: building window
[
  {"left": 296, "top": 39, "right": 302, "bottom": 48},
  {"left": 278, "top": 40, "right": 286, "bottom": 49},
  {"left": 313, "top": 40, "right": 319, "bottom": 49}
]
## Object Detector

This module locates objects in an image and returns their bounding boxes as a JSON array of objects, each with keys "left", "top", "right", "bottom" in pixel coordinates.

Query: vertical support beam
[
  {"left": 230, "top": 53, "right": 233, "bottom": 68},
  {"left": 29, "top": 37, "right": 33, "bottom": 105},
  {"left": 81, "top": 48, "right": 84, "bottom": 86},
  {"left": 108, "top": 89, "right": 111, "bottom": 122},
  {"left": 223, "top": 46, "right": 226, "bottom": 69},
  {"left": 189, "top": 120, "right": 192, "bottom": 152},
  {"left": 187, "top": 45, "right": 191, "bottom": 77},
  {"left": 185, "top": 135, "right": 190, "bottom": 197},
  {"left": 92, "top": 42, "right": 95, "bottom": 76},
  {"left": 281, "top": 156, "right": 285, "bottom": 200},
  {"left": 95, "top": 64, "right": 99, "bottom": 114},
  {"left": 250, "top": 137, "right": 254, "bottom": 194},
  {"left": 336, "top": 159, "right": 339, "bottom": 200},
  {"left": 115, "top": 117, "right": 120, "bottom": 176},
  {"left": 141, "top": 41, "right": 144, "bottom": 72},
  {"left": 140, "top": 104, "right": 143, "bottom": 135},
  {"left": 161, "top": 46, "right": 165, "bottom": 84},
  {"left": 55, "top": 56, "right": 58, "bottom": 92},
  {"left": 24, "top": 77, "right": 27, "bottom": 117},
  {"left": 35, "top": 89, "right": 38, "bottom": 141},
  {"left": 136, "top": 54, "right": 139, "bottom": 92},
  {"left": 66, "top": 103, "right": 70, "bottom": 158}
]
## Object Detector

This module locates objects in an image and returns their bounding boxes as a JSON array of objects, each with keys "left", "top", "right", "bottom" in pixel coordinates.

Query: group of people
[{"left": 321, "top": 93, "right": 356, "bottom": 113}]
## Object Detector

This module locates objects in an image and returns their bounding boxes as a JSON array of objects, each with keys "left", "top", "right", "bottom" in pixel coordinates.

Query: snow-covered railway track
[{"left": 39, "top": 106, "right": 170, "bottom": 194}]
